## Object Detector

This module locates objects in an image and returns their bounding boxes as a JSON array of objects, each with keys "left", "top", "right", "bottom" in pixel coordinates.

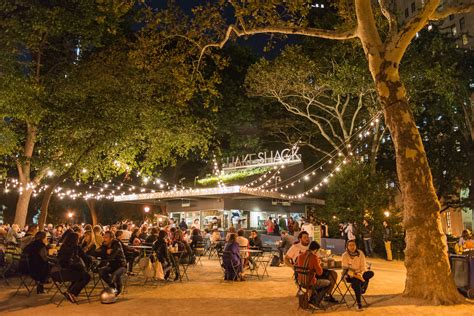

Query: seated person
[
  {"left": 56, "top": 232, "right": 91, "bottom": 303},
  {"left": 222, "top": 233, "right": 243, "bottom": 281},
  {"left": 172, "top": 229, "right": 195, "bottom": 264},
  {"left": 284, "top": 231, "right": 310, "bottom": 266},
  {"left": 341, "top": 240, "right": 374, "bottom": 310},
  {"left": 20, "top": 224, "right": 38, "bottom": 250},
  {"left": 295, "top": 241, "right": 331, "bottom": 306},
  {"left": 97, "top": 231, "right": 127, "bottom": 296},
  {"left": 145, "top": 227, "right": 159, "bottom": 245},
  {"left": 21, "top": 231, "right": 49, "bottom": 294},
  {"left": 115, "top": 230, "right": 140, "bottom": 275},
  {"left": 190, "top": 228, "right": 204, "bottom": 250},
  {"left": 152, "top": 230, "right": 177, "bottom": 281},
  {"left": 80, "top": 231, "right": 97, "bottom": 257},
  {"left": 236, "top": 229, "right": 249, "bottom": 262},
  {"left": 249, "top": 230, "right": 263, "bottom": 249}
]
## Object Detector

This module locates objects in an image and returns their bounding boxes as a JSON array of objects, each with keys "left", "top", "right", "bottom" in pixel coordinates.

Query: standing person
[
  {"left": 191, "top": 219, "right": 200, "bottom": 230},
  {"left": 320, "top": 220, "right": 329, "bottom": 238},
  {"left": 179, "top": 218, "right": 188, "bottom": 231},
  {"left": 301, "top": 219, "right": 315, "bottom": 241},
  {"left": 345, "top": 222, "right": 356, "bottom": 241},
  {"left": 55, "top": 232, "right": 91, "bottom": 303},
  {"left": 278, "top": 216, "right": 287, "bottom": 231},
  {"left": 342, "top": 240, "right": 375, "bottom": 311},
  {"left": 97, "top": 231, "right": 127, "bottom": 296},
  {"left": 287, "top": 217, "right": 295, "bottom": 235},
  {"left": 273, "top": 218, "right": 280, "bottom": 236},
  {"left": 265, "top": 217, "right": 274, "bottom": 235},
  {"left": 292, "top": 218, "right": 300, "bottom": 236},
  {"left": 21, "top": 231, "right": 50, "bottom": 294},
  {"left": 360, "top": 220, "right": 373, "bottom": 257},
  {"left": 277, "top": 230, "right": 294, "bottom": 264},
  {"left": 382, "top": 221, "right": 393, "bottom": 261}
]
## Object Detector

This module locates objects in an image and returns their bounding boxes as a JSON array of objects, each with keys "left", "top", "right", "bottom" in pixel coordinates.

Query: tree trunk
[
  {"left": 86, "top": 199, "right": 98, "bottom": 226},
  {"left": 13, "top": 189, "right": 33, "bottom": 227},
  {"left": 38, "top": 179, "right": 62, "bottom": 229},
  {"left": 377, "top": 76, "right": 463, "bottom": 303}
]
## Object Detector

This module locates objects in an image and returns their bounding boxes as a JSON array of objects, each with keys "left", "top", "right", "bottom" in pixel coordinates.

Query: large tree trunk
[
  {"left": 13, "top": 189, "right": 33, "bottom": 227},
  {"left": 38, "top": 178, "right": 63, "bottom": 229},
  {"left": 86, "top": 199, "right": 98, "bottom": 226},
  {"left": 376, "top": 71, "right": 463, "bottom": 303}
]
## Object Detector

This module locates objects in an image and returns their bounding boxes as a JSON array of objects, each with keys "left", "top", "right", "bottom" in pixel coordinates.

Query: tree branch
[
  {"left": 199, "top": 24, "right": 358, "bottom": 67},
  {"left": 378, "top": 0, "right": 398, "bottom": 36},
  {"left": 430, "top": 1, "right": 474, "bottom": 20}
]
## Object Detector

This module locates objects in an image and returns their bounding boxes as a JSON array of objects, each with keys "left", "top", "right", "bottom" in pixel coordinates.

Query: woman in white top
[{"left": 341, "top": 240, "right": 374, "bottom": 310}]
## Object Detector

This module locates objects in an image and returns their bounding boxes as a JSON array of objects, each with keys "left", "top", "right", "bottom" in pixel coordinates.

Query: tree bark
[
  {"left": 86, "top": 199, "right": 98, "bottom": 226},
  {"left": 375, "top": 72, "right": 463, "bottom": 303},
  {"left": 38, "top": 177, "right": 64, "bottom": 229},
  {"left": 13, "top": 189, "right": 33, "bottom": 227}
]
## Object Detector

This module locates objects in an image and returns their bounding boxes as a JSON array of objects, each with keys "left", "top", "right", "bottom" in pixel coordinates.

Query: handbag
[
  {"left": 139, "top": 256, "right": 155, "bottom": 278},
  {"left": 153, "top": 260, "right": 164, "bottom": 280}
]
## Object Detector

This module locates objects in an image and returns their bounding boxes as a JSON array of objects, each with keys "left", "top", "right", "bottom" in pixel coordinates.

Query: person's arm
[
  {"left": 314, "top": 254, "right": 323, "bottom": 276},
  {"left": 284, "top": 246, "right": 296, "bottom": 267}
]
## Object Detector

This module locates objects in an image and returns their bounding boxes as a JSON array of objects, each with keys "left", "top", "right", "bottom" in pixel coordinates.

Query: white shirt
[
  {"left": 342, "top": 250, "right": 367, "bottom": 274},
  {"left": 301, "top": 223, "right": 314, "bottom": 238},
  {"left": 286, "top": 242, "right": 308, "bottom": 263},
  {"left": 120, "top": 230, "right": 131, "bottom": 241},
  {"left": 236, "top": 236, "right": 249, "bottom": 248}
]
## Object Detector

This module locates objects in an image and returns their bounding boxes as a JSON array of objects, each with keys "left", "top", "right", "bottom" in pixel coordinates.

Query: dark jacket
[
  {"left": 22, "top": 239, "right": 49, "bottom": 282},
  {"left": 360, "top": 225, "right": 373, "bottom": 239},
  {"left": 145, "top": 234, "right": 158, "bottom": 245},
  {"left": 383, "top": 226, "right": 392, "bottom": 242},
  {"left": 58, "top": 243, "right": 91, "bottom": 271},
  {"left": 190, "top": 234, "right": 203, "bottom": 250},
  {"left": 98, "top": 239, "right": 126, "bottom": 270},
  {"left": 249, "top": 235, "right": 263, "bottom": 249},
  {"left": 152, "top": 238, "right": 170, "bottom": 264}
]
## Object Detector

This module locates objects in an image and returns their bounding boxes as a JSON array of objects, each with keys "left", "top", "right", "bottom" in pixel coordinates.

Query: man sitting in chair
[
  {"left": 341, "top": 240, "right": 374, "bottom": 311},
  {"left": 97, "top": 231, "right": 127, "bottom": 296},
  {"left": 295, "top": 241, "right": 332, "bottom": 307}
]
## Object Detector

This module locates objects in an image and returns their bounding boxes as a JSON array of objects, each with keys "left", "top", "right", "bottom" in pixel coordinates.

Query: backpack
[{"left": 270, "top": 254, "right": 280, "bottom": 267}]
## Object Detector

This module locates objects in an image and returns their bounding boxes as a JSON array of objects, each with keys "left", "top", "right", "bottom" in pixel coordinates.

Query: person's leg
[
  {"left": 312, "top": 279, "right": 331, "bottom": 305},
  {"left": 70, "top": 271, "right": 91, "bottom": 296},
  {"left": 385, "top": 241, "right": 393, "bottom": 261},
  {"left": 278, "top": 248, "right": 284, "bottom": 263},
  {"left": 99, "top": 266, "right": 113, "bottom": 287},
  {"left": 367, "top": 238, "right": 373, "bottom": 256},
  {"left": 361, "top": 271, "right": 374, "bottom": 293},
  {"left": 363, "top": 239, "right": 370, "bottom": 256},
  {"left": 111, "top": 267, "right": 126, "bottom": 294},
  {"left": 348, "top": 277, "right": 363, "bottom": 306}
]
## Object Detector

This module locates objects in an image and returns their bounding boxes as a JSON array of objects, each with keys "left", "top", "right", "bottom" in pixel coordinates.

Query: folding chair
[
  {"left": 217, "top": 250, "right": 226, "bottom": 278},
  {"left": 293, "top": 265, "right": 326, "bottom": 312},
  {"left": 49, "top": 266, "right": 83, "bottom": 307},
  {"left": 13, "top": 255, "right": 37, "bottom": 297},
  {"left": 193, "top": 242, "right": 206, "bottom": 266},
  {"left": 255, "top": 251, "right": 271, "bottom": 279},
  {"left": 0, "top": 251, "right": 13, "bottom": 286},
  {"left": 338, "top": 270, "right": 369, "bottom": 308},
  {"left": 222, "top": 251, "right": 242, "bottom": 281}
]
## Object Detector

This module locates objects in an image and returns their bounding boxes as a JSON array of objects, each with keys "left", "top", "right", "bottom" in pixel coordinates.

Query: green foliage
[
  {"left": 197, "top": 167, "right": 270, "bottom": 186},
  {"left": 324, "top": 162, "right": 395, "bottom": 223}
]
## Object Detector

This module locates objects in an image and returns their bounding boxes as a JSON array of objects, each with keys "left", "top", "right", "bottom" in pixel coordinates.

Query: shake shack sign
[{"left": 222, "top": 148, "right": 301, "bottom": 170}]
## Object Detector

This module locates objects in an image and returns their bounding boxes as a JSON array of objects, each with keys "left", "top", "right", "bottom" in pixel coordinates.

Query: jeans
[
  {"left": 363, "top": 238, "right": 373, "bottom": 256},
  {"left": 347, "top": 270, "right": 374, "bottom": 305},
  {"left": 99, "top": 266, "right": 126, "bottom": 292},
  {"left": 54, "top": 268, "right": 91, "bottom": 296},
  {"left": 310, "top": 279, "right": 331, "bottom": 305}
]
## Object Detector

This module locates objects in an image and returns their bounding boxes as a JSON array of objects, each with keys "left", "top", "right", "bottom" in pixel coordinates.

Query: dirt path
[{"left": 1, "top": 257, "right": 473, "bottom": 315}]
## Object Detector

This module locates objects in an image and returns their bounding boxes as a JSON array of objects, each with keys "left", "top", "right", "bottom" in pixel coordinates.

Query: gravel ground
[{"left": 1, "top": 256, "right": 473, "bottom": 315}]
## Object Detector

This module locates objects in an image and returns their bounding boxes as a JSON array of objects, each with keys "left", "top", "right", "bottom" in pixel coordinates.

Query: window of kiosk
[{"left": 201, "top": 210, "right": 223, "bottom": 231}]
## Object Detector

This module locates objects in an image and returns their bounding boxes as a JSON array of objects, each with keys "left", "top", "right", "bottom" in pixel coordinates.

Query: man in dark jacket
[
  {"left": 98, "top": 231, "right": 127, "bottom": 295},
  {"left": 360, "top": 220, "right": 373, "bottom": 257}
]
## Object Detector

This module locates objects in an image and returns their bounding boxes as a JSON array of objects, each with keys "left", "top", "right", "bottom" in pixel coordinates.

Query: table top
[
  {"left": 240, "top": 249, "right": 263, "bottom": 253},
  {"left": 129, "top": 245, "right": 153, "bottom": 249}
]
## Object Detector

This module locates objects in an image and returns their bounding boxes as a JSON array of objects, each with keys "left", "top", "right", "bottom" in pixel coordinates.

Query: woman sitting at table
[
  {"left": 80, "top": 230, "right": 97, "bottom": 256},
  {"left": 152, "top": 230, "right": 177, "bottom": 281},
  {"left": 341, "top": 240, "right": 374, "bottom": 311},
  {"left": 21, "top": 231, "right": 50, "bottom": 294},
  {"left": 172, "top": 229, "right": 195, "bottom": 264},
  {"left": 190, "top": 228, "right": 203, "bottom": 250},
  {"left": 222, "top": 233, "right": 243, "bottom": 281},
  {"left": 55, "top": 232, "right": 92, "bottom": 303}
]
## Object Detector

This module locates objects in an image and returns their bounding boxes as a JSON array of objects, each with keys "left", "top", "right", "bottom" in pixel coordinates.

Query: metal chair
[
  {"left": 193, "top": 241, "right": 206, "bottom": 266},
  {"left": 293, "top": 265, "right": 326, "bottom": 311},
  {"left": 13, "top": 254, "right": 37, "bottom": 297},
  {"left": 338, "top": 269, "right": 370, "bottom": 308},
  {"left": 222, "top": 250, "right": 242, "bottom": 281}
]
